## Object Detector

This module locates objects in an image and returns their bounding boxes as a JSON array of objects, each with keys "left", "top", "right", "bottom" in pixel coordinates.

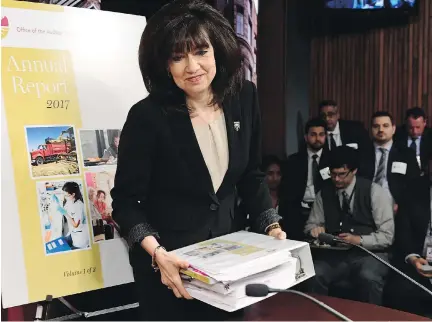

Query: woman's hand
[
  {"left": 268, "top": 227, "right": 287, "bottom": 240},
  {"left": 155, "top": 249, "right": 193, "bottom": 299}
]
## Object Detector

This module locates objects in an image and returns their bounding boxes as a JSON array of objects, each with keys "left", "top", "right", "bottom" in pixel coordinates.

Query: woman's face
[
  {"left": 65, "top": 192, "right": 75, "bottom": 202},
  {"left": 98, "top": 193, "right": 105, "bottom": 202},
  {"left": 168, "top": 41, "right": 217, "bottom": 98}
]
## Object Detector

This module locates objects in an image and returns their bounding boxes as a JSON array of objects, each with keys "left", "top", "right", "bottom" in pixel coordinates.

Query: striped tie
[{"left": 374, "top": 148, "right": 387, "bottom": 186}]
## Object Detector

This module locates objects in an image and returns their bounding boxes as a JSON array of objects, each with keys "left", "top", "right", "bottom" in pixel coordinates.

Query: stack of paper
[{"left": 172, "top": 231, "right": 300, "bottom": 312}]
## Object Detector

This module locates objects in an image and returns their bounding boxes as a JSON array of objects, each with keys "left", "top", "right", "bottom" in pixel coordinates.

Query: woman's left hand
[{"left": 268, "top": 228, "right": 287, "bottom": 240}]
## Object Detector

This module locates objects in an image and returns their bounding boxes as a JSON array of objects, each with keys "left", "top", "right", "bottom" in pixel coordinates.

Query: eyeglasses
[
  {"left": 320, "top": 112, "right": 337, "bottom": 118},
  {"left": 330, "top": 170, "right": 352, "bottom": 179}
]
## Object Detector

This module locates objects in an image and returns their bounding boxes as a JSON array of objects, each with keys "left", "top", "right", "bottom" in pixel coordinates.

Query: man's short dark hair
[
  {"left": 305, "top": 118, "right": 327, "bottom": 134},
  {"left": 371, "top": 111, "right": 394, "bottom": 125},
  {"left": 329, "top": 146, "right": 359, "bottom": 171},
  {"left": 405, "top": 107, "right": 426, "bottom": 120},
  {"left": 138, "top": 0, "right": 243, "bottom": 108},
  {"left": 318, "top": 100, "right": 338, "bottom": 111}
]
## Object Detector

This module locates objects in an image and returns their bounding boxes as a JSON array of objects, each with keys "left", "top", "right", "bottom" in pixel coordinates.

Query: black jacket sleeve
[
  {"left": 236, "top": 82, "right": 282, "bottom": 233},
  {"left": 111, "top": 101, "right": 159, "bottom": 246}
]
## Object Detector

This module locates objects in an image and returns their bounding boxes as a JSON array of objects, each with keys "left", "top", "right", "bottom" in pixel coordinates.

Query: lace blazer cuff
[
  {"left": 254, "top": 208, "right": 282, "bottom": 233},
  {"left": 128, "top": 222, "right": 160, "bottom": 248}
]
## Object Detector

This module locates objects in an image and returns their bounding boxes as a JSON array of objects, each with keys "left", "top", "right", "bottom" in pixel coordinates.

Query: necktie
[
  {"left": 312, "top": 154, "right": 319, "bottom": 192},
  {"left": 342, "top": 191, "right": 351, "bottom": 215},
  {"left": 409, "top": 139, "right": 417, "bottom": 155},
  {"left": 329, "top": 133, "right": 337, "bottom": 151},
  {"left": 374, "top": 148, "right": 386, "bottom": 186}
]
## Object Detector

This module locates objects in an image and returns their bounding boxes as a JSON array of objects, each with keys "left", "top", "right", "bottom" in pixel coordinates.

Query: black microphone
[
  {"left": 245, "top": 283, "right": 353, "bottom": 321},
  {"left": 318, "top": 233, "right": 432, "bottom": 297}
]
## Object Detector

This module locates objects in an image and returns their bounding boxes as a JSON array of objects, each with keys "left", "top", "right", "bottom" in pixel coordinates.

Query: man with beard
[
  {"left": 279, "top": 118, "right": 331, "bottom": 240},
  {"left": 360, "top": 111, "right": 420, "bottom": 213},
  {"left": 305, "top": 145, "right": 394, "bottom": 305}
]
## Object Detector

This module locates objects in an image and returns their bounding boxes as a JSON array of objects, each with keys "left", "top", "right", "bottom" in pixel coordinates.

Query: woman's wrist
[
  {"left": 141, "top": 235, "right": 160, "bottom": 256},
  {"left": 265, "top": 222, "right": 281, "bottom": 235}
]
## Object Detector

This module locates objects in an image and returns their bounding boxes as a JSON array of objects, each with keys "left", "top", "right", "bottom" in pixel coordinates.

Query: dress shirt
[
  {"left": 303, "top": 148, "right": 323, "bottom": 203},
  {"left": 407, "top": 136, "right": 421, "bottom": 156},
  {"left": 327, "top": 121, "right": 342, "bottom": 150},
  {"left": 373, "top": 140, "right": 393, "bottom": 198},
  {"left": 304, "top": 176, "right": 394, "bottom": 249}
]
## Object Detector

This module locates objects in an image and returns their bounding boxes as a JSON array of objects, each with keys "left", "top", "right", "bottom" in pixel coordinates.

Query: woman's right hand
[
  {"left": 310, "top": 226, "right": 325, "bottom": 238},
  {"left": 155, "top": 249, "right": 193, "bottom": 299}
]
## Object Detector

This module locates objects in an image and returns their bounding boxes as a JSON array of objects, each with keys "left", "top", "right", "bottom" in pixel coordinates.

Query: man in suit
[
  {"left": 279, "top": 118, "right": 331, "bottom": 240},
  {"left": 395, "top": 107, "right": 432, "bottom": 178},
  {"left": 384, "top": 180, "right": 432, "bottom": 317},
  {"left": 360, "top": 111, "right": 420, "bottom": 212},
  {"left": 318, "top": 100, "right": 373, "bottom": 160}
]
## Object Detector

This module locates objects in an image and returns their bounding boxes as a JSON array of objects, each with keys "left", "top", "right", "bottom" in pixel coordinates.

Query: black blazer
[
  {"left": 393, "top": 179, "right": 431, "bottom": 269},
  {"left": 111, "top": 81, "right": 276, "bottom": 269},
  {"left": 279, "top": 148, "right": 331, "bottom": 240},
  {"left": 394, "top": 125, "right": 432, "bottom": 175},
  {"left": 325, "top": 119, "right": 374, "bottom": 164},
  {"left": 359, "top": 143, "right": 421, "bottom": 205}
]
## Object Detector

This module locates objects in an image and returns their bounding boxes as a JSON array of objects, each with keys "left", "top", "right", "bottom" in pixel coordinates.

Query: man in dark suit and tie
[
  {"left": 360, "top": 111, "right": 420, "bottom": 212},
  {"left": 279, "top": 118, "right": 331, "bottom": 240},
  {"left": 318, "top": 100, "right": 373, "bottom": 162},
  {"left": 395, "top": 107, "right": 432, "bottom": 178},
  {"left": 384, "top": 179, "right": 432, "bottom": 317}
]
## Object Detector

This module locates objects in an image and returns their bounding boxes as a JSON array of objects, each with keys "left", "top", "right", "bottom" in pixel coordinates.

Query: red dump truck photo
[
  {"left": 26, "top": 126, "right": 80, "bottom": 178},
  {"left": 30, "top": 127, "right": 77, "bottom": 165}
]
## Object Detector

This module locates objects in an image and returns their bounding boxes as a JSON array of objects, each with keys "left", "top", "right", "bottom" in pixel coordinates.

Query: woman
[
  {"left": 111, "top": 0, "right": 286, "bottom": 320},
  {"left": 62, "top": 182, "right": 90, "bottom": 250},
  {"left": 261, "top": 155, "right": 283, "bottom": 211}
]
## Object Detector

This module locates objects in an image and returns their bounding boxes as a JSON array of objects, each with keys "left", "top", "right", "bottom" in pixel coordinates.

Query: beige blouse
[{"left": 192, "top": 112, "right": 229, "bottom": 193}]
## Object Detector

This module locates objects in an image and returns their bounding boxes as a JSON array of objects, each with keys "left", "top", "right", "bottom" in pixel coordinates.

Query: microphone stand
[
  {"left": 338, "top": 239, "right": 432, "bottom": 297},
  {"left": 268, "top": 288, "right": 353, "bottom": 322}
]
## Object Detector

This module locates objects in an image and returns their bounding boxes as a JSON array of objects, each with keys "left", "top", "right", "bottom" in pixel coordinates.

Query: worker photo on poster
[
  {"left": 84, "top": 171, "right": 121, "bottom": 243},
  {"left": 36, "top": 180, "right": 91, "bottom": 255},
  {"left": 78, "top": 129, "right": 121, "bottom": 168},
  {"left": 24, "top": 125, "right": 80, "bottom": 179}
]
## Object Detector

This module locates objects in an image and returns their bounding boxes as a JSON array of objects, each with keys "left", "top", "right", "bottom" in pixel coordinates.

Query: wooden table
[{"left": 240, "top": 293, "right": 431, "bottom": 321}]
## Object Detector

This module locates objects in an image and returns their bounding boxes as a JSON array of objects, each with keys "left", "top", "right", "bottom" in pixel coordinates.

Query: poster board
[{"left": 1, "top": 0, "right": 147, "bottom": 308}]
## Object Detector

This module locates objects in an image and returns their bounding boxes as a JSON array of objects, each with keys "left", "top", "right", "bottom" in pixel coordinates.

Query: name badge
[
  {"left": 320, "top": 167, "right": 330, "bottom": 180},
  {"left": 391, "top": 162, "right": 407, "bottom": 175},
  {"left": 346, "top": 143, "right": 358, "bottom": 150}
]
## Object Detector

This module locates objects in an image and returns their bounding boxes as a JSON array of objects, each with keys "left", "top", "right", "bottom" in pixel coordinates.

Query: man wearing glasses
[
  {"left": 304, "top": 145, "right": 394, "bottom": 305},
  {"left": 318, "top": 100, "right": 371, "bottom": 153}
]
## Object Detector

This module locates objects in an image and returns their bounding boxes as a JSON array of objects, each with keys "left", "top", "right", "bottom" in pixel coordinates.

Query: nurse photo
[{"left": 37, "top": 180, "right": 91, "bottom": 254}]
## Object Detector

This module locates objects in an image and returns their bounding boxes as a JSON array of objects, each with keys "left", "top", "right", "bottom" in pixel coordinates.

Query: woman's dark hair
[
  {"left": 260, "top": 155, "right": 282, "bottom": 173},
  {"left": 62, "top": 182, "right": 84, "bottom": 205},
  {"left": 329, "top": 146, "right": 359, "bottom": 171},
  {"left": 138, "top": 0, "right": 243, "bottom": 110},
  {"left": 96, "top": 190, "right": 106, "bottom": 198}
]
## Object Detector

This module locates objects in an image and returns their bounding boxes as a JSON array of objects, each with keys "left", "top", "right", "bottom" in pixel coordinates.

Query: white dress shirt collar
[
  {"left": 374, "top": 139, "right": 393, "bottom": 152},
  {"left": 328, "top": 121, "right": 340, "bottom": 135},
  {"left": 307, "top": 148, "right": 323, "bottom": 159}
]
